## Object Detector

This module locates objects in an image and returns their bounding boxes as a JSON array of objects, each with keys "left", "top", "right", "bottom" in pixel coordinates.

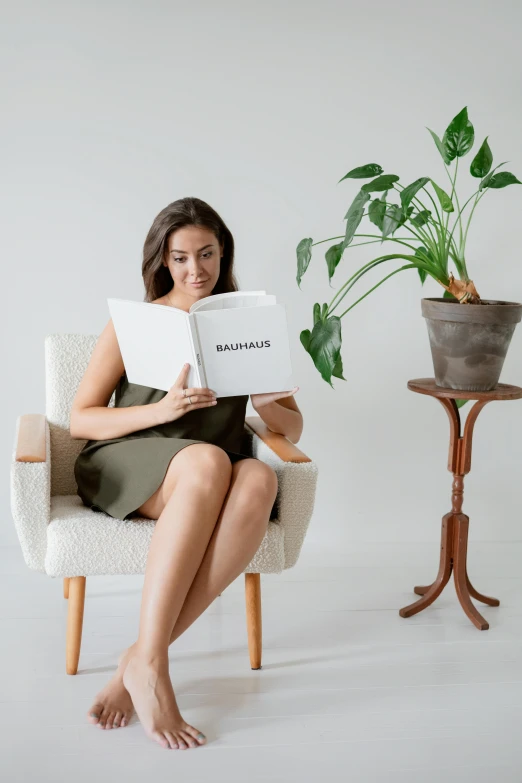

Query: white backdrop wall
[{"left": 2, "top": 0, "right": 521, "bottom": 549}]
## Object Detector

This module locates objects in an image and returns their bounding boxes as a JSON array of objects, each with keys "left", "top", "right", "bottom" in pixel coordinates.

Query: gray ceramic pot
[{"left": 421, "top": 297, "right": 522, "bottom": 391}]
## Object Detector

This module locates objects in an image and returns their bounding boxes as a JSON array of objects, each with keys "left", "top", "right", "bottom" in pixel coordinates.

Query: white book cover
[{"left": 107, "top": 290, "right": 295, "bottom": 397}]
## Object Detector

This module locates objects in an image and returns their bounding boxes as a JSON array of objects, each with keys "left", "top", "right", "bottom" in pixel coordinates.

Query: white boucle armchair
[{"left": 10, "top": 334, "right": 319, "bottom": 675}]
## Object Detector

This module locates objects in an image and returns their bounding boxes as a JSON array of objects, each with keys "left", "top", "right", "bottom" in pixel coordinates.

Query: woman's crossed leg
[{"left": 87, "top": 443, "right": 278, "bottom": 750}]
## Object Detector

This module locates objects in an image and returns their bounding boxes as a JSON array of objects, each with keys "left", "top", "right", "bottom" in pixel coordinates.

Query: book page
[
  {"left": 189, "top": 290, "right": 274, "bottom": 313},
  {"left": 107, "top": 299, "right": 199, "bottom": 392},
  {"left": 194, "top": 303, "right": 294, "bottom": 396}
]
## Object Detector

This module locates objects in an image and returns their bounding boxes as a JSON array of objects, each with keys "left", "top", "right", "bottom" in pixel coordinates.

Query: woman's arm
[
  {"left": 251, "top": 394, "right": 303, "bottom": 444},
  {"left": 70, "top": 319, "right": 165, "bottom": 441}
]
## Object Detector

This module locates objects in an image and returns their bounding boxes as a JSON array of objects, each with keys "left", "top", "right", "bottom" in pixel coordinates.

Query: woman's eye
[{"left": 174, "top": 251, "right": 211, "bottom": 262}]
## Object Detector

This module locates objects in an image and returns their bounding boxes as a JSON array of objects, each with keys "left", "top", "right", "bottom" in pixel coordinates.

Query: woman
[{"left": 70, "top": 197, "right": 303, "bottom": 751}]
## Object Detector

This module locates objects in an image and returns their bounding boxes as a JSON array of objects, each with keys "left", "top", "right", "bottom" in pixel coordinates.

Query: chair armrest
[
  {"left": 245, "top": 416, "right": 311, "bottom": 463},
  {"left": 10, "top": 414, "right": 50, "bottom": 573},
  {"left": 245, "top": 415, "right": 318, "bottom": 569},
  {"left": 15, "top": 414, "right": 47, "bottom": 462}
]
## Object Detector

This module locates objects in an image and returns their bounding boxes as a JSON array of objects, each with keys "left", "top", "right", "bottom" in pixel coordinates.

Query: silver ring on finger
[{"left": 187, "top": 395, "right": 192, "bottom": 405}]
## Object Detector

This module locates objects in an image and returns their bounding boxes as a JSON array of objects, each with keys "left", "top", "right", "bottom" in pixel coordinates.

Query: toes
[
  {"left": 179, "top": 730, "right": 198, "bottom": 748},
  {"left": 87, "top": 704, "right": 103, "bottom": 724},
  {"left": 120, "top": 714, "right": 128, "bottom": 728},
  {"left": 184, "top": 724, "right": 207, "bottom": 745},
  {"left": 97, "top": 708, "right": 108, "bottom": 729},
  {"left": 152, "top": 731, "right": 170, "bottom": 749},
  {"left": 176, "top": 734, "right": 188, "bottom": 750},
  {"left": 164, "top": 731, "right": 178, "bottom": 749},
  {"left": 105, "top": 712, "right": 115, "bottom": 729},
  {"left": 112, "top": 711, "right": 121, "bottom": 728}
]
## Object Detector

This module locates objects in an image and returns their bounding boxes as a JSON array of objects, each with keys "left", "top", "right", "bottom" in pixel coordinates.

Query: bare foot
[
  {"left": 87, "top": 645, "right": 136, "bottom": 729},
  {"left": 122, "top": 651, "right": 207, "bottom": 749}
]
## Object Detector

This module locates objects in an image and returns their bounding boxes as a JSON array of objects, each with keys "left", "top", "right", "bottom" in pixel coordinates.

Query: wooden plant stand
[{"left": 399, "top": 378, "right": 522, "bottom": 631}]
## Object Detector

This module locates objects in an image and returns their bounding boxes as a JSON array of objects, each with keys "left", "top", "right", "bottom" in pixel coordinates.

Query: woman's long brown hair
[{"left": 142, "top": 197, "right": 239, "bottom": 302}]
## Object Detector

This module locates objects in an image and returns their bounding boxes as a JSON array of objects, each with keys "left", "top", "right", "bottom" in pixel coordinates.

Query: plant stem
[
  {"left": 442, "top": 157, "right": 464, "bottom": 250},
  {"left": 327, "top": 253, "right": 435, "bottom": 316},
  {"left": 337, "top": 264, "right": 417, "bottom": 318},
  {"left": 462, "top": 190, "right": 487, "bottom": 253},
  {"left": 350, "top": 233, "right": 418, "bottom": 252},
  {"left": 445, "top": 156, "right": 458, "bottom": 238},
  {"left": 311, "top": 235, "right": 345, "bottom": 247},
  {"left": 311, "top": 232, "right": 413, "bottom": 250}
]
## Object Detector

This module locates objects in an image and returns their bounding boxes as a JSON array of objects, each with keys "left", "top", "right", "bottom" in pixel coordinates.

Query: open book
[{"left": 107, "top": 291, "right": 295, "bottom": 398}]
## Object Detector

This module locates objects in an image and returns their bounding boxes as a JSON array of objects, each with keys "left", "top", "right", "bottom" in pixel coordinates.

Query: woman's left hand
[{"left": 250, "top": 386, "right": 299, "bottom": 410}]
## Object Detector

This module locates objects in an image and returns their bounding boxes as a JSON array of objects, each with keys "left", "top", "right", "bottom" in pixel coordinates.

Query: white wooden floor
[{"left": 2, "top": 538, "right": 522, "bottom": 782}]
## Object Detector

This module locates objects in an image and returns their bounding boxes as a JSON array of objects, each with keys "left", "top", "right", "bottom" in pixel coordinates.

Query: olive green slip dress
[{"left": 74, "top": 371, "right": 255, "bottom": 521}]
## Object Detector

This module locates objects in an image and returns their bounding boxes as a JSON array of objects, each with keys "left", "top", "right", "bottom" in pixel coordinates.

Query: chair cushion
[{"left": 45, "top": 496, "right": 285, "bottom": 577}]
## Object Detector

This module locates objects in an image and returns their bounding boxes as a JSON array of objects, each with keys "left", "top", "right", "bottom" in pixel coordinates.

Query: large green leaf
[
  {"left": 427, "top": 128, "right": 452, "bottom": 165},
  {"left": 479, "top": 161, "right": 508, "bottom": 190},
  {"left": 484, "top": 171, "right": 521, "bottom": 189},
  {"left": 338, "top": 164, "right": 383, "bottom": 183},
  {"left": 306, "top": 316, "right": 343, "bottom": 387},
  {"left": 342, "top": 190, "right": 370, "bottom": 251},
  {"left": 430, "top": 180, "right": 454, "bottom": 212},
  {"left": 470, "top": 137, "right": 493, "bottom": 178},
  {"left": 397, "top": 205, "right": 414, "bottom": 229},
  {"left": 296, "top": 237, "right": 313, "bottom": 288},
  {"left": 400, "top": 177, "right": 430, "bottom": 210},
  {"left": 300, "top": 328, "right": 311, "bottom": 352},
  {"left": 368, "top": 197, "right": 386, "bottom": 230},
  {"left": 332, "top": 351, "right": 346, "bottom": 380},
  {"left": 381, "top": 204, "right": 403, "bottom": 239},
  {"left": 325, "top": 242, "right": 344, "bottom": 282},
  {"left": 411, "top": 209, "right": 431, "bottom": 227},
  {"left": 361, "top": 174, "right": 399, "bottom": 193},
  {"left": 442, "top": 106, "right": 475, "bottom": 161},
  {"left": 456, "top": 398, "right": 469, "bottom": 409}
]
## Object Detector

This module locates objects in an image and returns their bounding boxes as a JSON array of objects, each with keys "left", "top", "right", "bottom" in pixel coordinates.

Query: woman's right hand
[{"left": 154, "top": 363, "right": 217, "bottom": 424}]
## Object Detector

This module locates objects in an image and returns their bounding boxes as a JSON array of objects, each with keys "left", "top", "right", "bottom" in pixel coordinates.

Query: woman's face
[{"left": 163, "top": 225, "right": 223, "bottom": 298}]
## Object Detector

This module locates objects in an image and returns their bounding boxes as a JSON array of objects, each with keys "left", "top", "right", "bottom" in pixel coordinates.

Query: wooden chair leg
[
  {"left": 66, "top": 576, "right": 86, "bottom": 675},
  {"left": 245, "top": 573, "right": 262, "bottom": 669},
  {"left": 63, "top": 577, "right": 70, "bottom": 599}
]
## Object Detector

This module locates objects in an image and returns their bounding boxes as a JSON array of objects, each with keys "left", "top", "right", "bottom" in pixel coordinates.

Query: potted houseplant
[{"left": 296, "top": 106, "right": 522, "bottom": 393}]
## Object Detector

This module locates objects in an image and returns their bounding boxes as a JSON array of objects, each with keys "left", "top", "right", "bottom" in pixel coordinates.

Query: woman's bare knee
[
  {"left": 231, "top": 459, "right": 278, "bottom": 517},
  {"left": 235, "top": 458, "right": 277, "bottom": 490},
  {"left": 136, "top": 443, "right": 232, "bottom": 519}
]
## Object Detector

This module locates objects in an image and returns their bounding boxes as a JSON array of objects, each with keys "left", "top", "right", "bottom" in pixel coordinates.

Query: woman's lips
[{"left": 190, "top": 281, "right": 208, "bottom": 287}]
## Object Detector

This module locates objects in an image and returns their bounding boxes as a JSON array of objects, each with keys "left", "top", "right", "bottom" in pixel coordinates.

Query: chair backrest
[{"left": 45, "top": 334, "right": 114, "bottom": 496}]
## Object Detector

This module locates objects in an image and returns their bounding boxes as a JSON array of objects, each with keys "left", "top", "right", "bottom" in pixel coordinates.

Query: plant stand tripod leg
[
  {"left": 453, "top": 514, "right": 489, "bottom": 631},
  {"left": 413, "top": 569, "right": 495, "bottom": 601},
  {"left": 399, "top": 513, "right": 454, "bottom": 618},
  {"left": 465, "top": 573, "right": 500, "bottom": 607}
]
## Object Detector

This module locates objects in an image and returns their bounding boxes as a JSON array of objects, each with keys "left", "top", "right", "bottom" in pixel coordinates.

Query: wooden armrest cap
[
  {"left": 245, "top": 416, "right": 311, "bottom": 463},
  {"left": 15, "top": 414, "right": 47, "bottom": 463}
]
